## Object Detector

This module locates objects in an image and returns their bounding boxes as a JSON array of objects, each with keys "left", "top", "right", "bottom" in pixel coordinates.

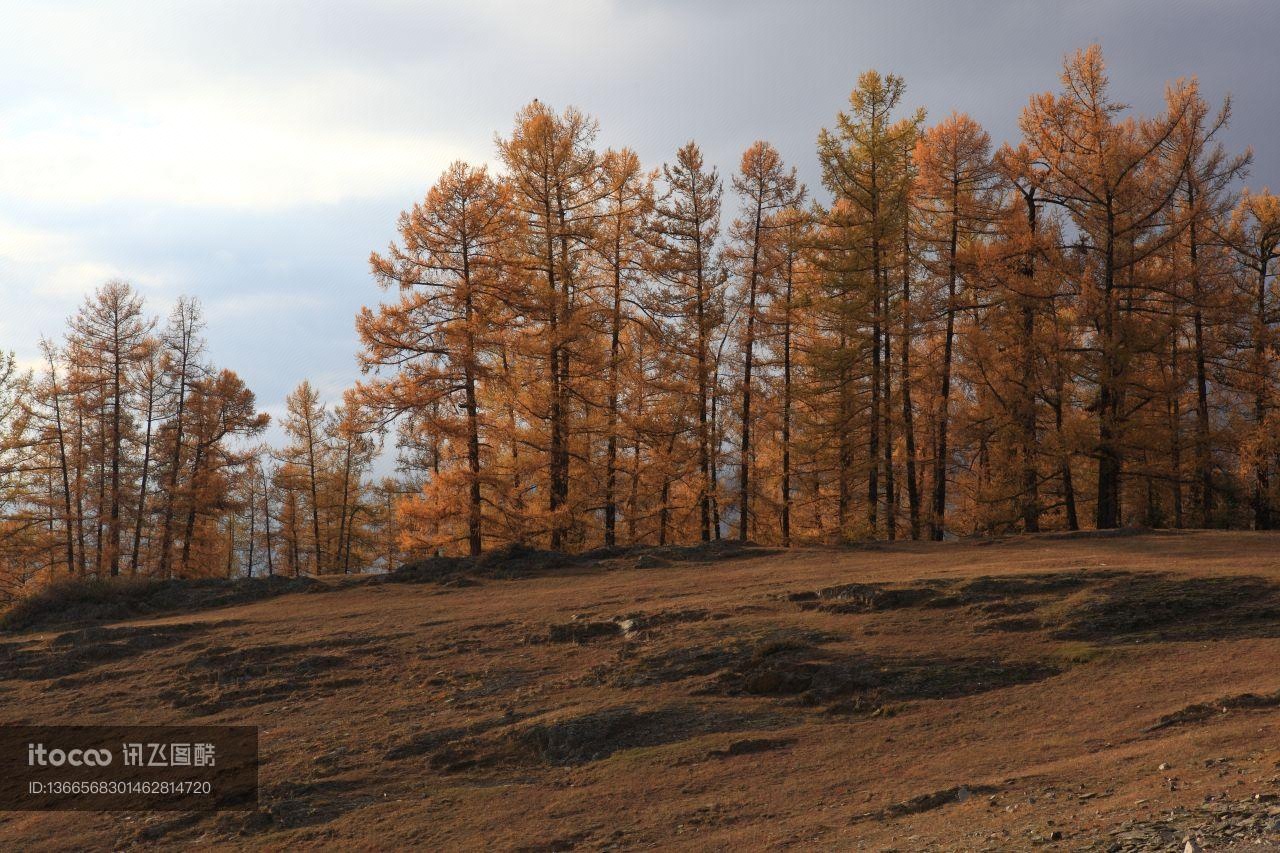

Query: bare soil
[{"left": 3, "top": 531, "right": 1280, "bottom": 850}]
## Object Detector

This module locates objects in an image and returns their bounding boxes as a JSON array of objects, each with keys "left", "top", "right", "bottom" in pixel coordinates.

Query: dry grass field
[{"left": 3, "top": 531, "right": 1280, "bottom": 851}]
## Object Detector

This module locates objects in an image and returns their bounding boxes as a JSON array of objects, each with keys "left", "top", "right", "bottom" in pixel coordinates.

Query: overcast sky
[{"left": 3, "top": 0, "right": 1278, "bottom": 444}]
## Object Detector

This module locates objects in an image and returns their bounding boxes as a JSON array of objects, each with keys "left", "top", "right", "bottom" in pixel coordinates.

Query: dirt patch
[
  {"left": 614, "top": 608, "right": 713, "bottom": 635},
  {"left": 388, "top": 705, "right": 777, "bottom": 772},
  {"left": 1, "top": 575, "right": 322, "bottom": 634},
  {"left": 788, "top": 571, "right": 1105, "bottom": 616},
  {"left": 389, "top": 540, "right": 779, "bottom": 585},
  {"left": 706, "top": 737, "right": 795, "bottom": 758},
  {"left": 161, "top": 635, "right": 386, "bottom": 714},
  {"left": 520, "top": 705, "right": 774, "bottom": 766},
  {"left": 596, "top": 628, "right": 838, "bottom": 690},
  {"left": 1087, "top": 793, "right": 1280, "bottom": 850},
  {"left": 791, "top": 569, "right": 1280, "bottom": 645},
  {"left": 955, "top": 572, "right": 1092, "bottom": 600},
  {"left": 597, "top": 626, "right": 1058, "bottom": 712},
  {"left": 1146, "top": 688, "right": 1280, "bottom": 732},
  {"left": 1054, "top": 574, "right": 1280, "bottom": 643},
  {"left": 546, "top": 620, "right": 622, "bottom": 643},
  {"left": 712, "top": 647, "right": 1060, "bottom": 709},
  {"left": 981, "top": 616, "right": 1044, "bottom": 633},
  {"left": 793, "top": 582, "right": 942, "bottom": 613},
  {"left": 385, "top": 712, "right": 527, "bottom": 761},
  {"left": 215, "top": 779, "right": 375, "bottom": 836},
  {"left": 854, "top": 784, "right": 1000, "bottom": 822},
  {"left": 0, "top": 622, "right": 223, "bottom": 682}
]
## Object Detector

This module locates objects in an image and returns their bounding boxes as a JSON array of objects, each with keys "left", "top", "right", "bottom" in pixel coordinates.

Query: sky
[{"left": 3, "top": 0, "right": 1279, "bottom": 448}]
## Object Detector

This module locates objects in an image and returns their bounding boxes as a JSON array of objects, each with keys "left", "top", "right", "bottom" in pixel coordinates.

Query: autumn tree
[
  {"left": 176, "top": 370, "right": 268, "bottom": 576},
  {"left": 1020, "top": 45, "right": 1194, "bottom": 529},
  {"left": 913, "top": 114, "right": 999, "bottom": 538},
  {"left": 1222, "top": 189, "right": 1280, "bottom": 529},
  {"left": 64, "top": 281, "right": 154, "bottom": 575},
  {"left": 592, "top": 148, "right": 654, "bottom": 547},
  {"left": 728, "top": 141, "right": 804, "bottom": 540},
  {"left": 818, "top": 70, "right": 923, "bottom": 538},
  {"left": 496, "top": 101, "right": 609, "bottom": 549},
  {"left": 281, "top": 381, "right": 327, "bottom": 571},
  {"left": 760, "top": 205, "right": 813, "bottom": 545},
  {"left": 361, "top": 161, "right": 517, "bottom": 556},
  {"left": 648, "top": 141, "right": 726, "bottom": 541},
  {"left": 1170, "top": 81, "right": 1250, "bottom": 524},
  {"left": 155, "top": 297, "right": 208, "bottom": 577}
]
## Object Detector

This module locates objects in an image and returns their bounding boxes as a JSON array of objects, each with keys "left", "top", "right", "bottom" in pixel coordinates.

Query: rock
[
  {"left": 1159, "top": 762, "right": 1171, "bottom": 771},
  {"left": 956, "top": 786, "right": 971, "bottom": 803},
  {"left": 1184, "top": 838, "right": 1202, "bottom": 853}
]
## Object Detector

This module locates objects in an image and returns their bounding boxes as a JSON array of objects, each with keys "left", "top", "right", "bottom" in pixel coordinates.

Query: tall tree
[
  {"left": 496, "top": 101, "right": 608, "bottom": 549},
  {"left": 1222, "top": 189, "right": 1280, "bottom": 529},
  {"left": 648, "top": 142, "right": 726, "bottom": 542},
  {"left": 66, "top": 281, "right": 153, "bottom": 576},
  {"left": 729, "top": 141, "right": 804, "bottom": 541},
  {"left": 592, "top": 148, "right": 654, "bottom": 547},
  {"left": 283, "top": 381, "right": 327, "bottom": 572},
  {"left": 1020, "top": 45, "right": 1193, "bottom": 528},
  {"left": 156, "top": 298, "right": 207, "bottom": 578},
  {"left": 914, "top": 114, "right": 999, "bottom": 539},
  {"left": 818, "top": 70, "right": 923, "bottom": 539},
  {"left": 362, "top": 161, "right": 516, "bottom": 556}
]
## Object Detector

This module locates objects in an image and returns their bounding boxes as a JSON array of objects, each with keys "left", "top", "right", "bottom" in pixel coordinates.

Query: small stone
[
  {"left": 1184, "top": 838, "right": 1202, "bottom": 853},
  {"left": 1159, "top": 762, "right": 1172, "bottom": 771}
]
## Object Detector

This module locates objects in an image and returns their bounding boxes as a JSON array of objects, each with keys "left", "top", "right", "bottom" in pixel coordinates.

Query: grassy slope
[{"left": 2, "top": 531, "right": 1280, "bottom": 851}]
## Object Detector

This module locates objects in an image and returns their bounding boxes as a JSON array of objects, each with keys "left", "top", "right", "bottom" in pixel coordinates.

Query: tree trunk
[
  {"left": 930, "top": 186, "right": 959, "bottom": 541},
  {"left": 900, "top": 213, "right": 920, "bottom": 539}
]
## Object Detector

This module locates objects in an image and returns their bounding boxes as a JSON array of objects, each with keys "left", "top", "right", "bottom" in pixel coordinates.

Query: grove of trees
[{"left": 3, "top": 46, "right": 1279, "bottom": 596}]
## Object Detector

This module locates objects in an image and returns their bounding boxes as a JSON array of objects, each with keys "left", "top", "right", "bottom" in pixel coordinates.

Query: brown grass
[{"left": 3, "top": 530, "right": 1280, "bottom": 850}]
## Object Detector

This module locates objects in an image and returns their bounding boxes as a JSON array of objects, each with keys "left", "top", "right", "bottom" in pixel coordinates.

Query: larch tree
[
  {"left": 728, "top": 141, "right": 803, "bottom": 541},
  {"left": 156, "top": 297, "right": 208, "bottom": 578},
  {"left": 592, "top": 147, "right": 654, "bottom": 548},
  {"left": 913, "top": 113, "right": 999, "bottom": 539},
  {"left": 760, "top": 204, "right": 813, "bottom": 546},
  {"left": 177, "top": 370, "right": 268, "bottom": 576},
  {"left": 818, "top": 70, "right": 923, "bottom": 539},
  {"left": 1170, "top": 81, "right": 1250, "bottom": 524},
  {"left": 648, "top": 141, "right": 726, "bottom": 542},
  {"left": 496, "top": 101, "right": 609, "bottom": 550},
  {"left": 361, "top": 161, "right": 517, "bottom": 556},
  {"left": 1019, "top": 45, "right": 1193, "bottom": 529},
  {"left": 282, "top": 380, "right": 328, "bottom": 572},
  {"left": 1222, "top": 189, "right": 1280, "bottom": 529},
  {"left": 65, "top": 281, "right": 154, "bottom": 576}
]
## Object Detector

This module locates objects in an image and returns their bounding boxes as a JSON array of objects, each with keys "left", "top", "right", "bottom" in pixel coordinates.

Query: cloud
[
  {"left": 0, "top": 100, "right": 480, "bottom": 211},
  {"left": 0, "top": 221, "right": 73, "bottom": 265},
  {"left": 2, "top": 0, "right": 1278, "bottom": 471},
  {"left": 0, "top": 3, "right": 490, "bottom": 212},
  {"left": 202, "top": 291, "right": 329, "bottom": 323},
  {"left": 36, "top": 262, "right": 167, "bottom": 299}
]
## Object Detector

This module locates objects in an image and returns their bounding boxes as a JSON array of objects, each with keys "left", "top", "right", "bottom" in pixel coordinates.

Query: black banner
[{"left": 0, "top": 725, "right": 257, "bottom": 810}]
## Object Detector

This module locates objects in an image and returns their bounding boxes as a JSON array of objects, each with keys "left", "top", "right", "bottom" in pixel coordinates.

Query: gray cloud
[{"left": 3, "top": 0, "right": 1278, "bottom": 425}]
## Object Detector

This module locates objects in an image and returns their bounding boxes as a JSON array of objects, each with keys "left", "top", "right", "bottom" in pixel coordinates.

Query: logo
[{"left": 26, "top": 744, "right": 113, "bottom": 767}]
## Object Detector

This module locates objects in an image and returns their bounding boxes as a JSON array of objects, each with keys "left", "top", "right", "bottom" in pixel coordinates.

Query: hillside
[{"left": 3, "top": 532, "right": 1280, "bottom": 851}]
